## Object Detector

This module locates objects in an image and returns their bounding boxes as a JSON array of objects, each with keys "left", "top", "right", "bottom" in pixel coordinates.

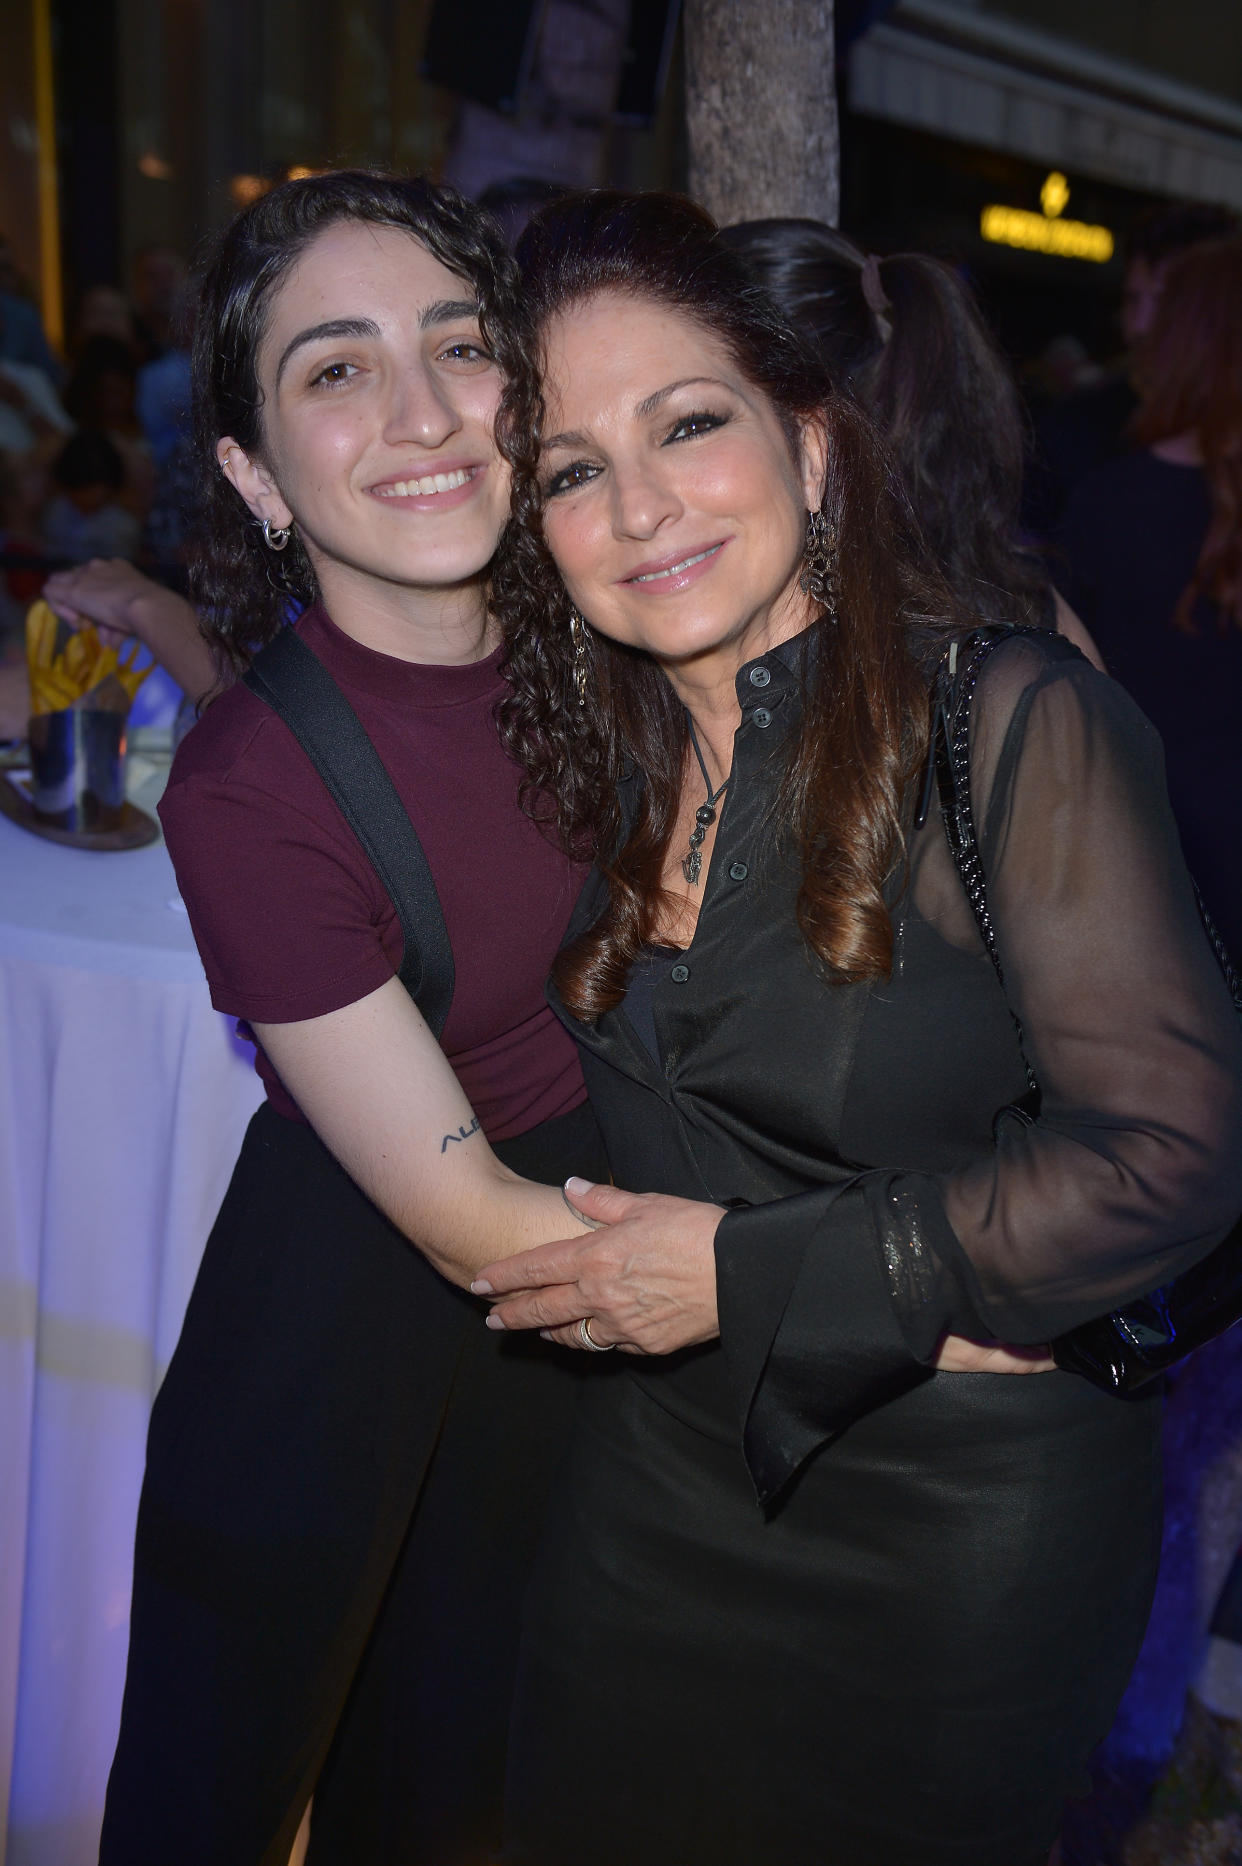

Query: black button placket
[{"left": 643, "top": 647, "right": 801, "bottom": 1079}]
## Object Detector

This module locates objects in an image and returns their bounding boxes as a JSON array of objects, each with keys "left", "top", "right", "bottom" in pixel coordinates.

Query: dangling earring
[
  {"left": 262, "top": 518, "right": 292, "bottom": 551},
  {"left": 568, "top": 607, "right": 592, "bottom": 706},
  {"left": 799, "top": 508, "right": 838, "bottom": 618}
]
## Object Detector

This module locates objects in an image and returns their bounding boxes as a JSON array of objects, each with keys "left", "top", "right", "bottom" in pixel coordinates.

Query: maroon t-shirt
[{"left": 159, "top": 605, "right": 588, "bottom": 1138}]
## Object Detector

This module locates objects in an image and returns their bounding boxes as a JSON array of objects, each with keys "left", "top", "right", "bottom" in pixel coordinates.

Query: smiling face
[
  {"left": 538, "top": 291, "right": 826, "bottom": 693},
  {"left": 221, "top": 219, "right": 509, "bottom": 630}
]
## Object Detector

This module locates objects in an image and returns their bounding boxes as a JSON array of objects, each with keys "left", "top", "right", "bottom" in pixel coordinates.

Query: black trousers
[{"left": 99, "top": 1098, "right": 608, "bottom": 1866}]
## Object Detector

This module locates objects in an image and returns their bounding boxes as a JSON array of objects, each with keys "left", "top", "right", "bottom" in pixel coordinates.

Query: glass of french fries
[{"left": 25, "top": 597, "right": 152, "bottom": 832}]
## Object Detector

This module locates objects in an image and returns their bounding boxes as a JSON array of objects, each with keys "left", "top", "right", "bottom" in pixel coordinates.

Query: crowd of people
[
  {"left": 6, "top": 168, "right": 1242, "bottom": 1866},
  {"left": 0, "top": 241, "right": 192, "bottom": 646}
]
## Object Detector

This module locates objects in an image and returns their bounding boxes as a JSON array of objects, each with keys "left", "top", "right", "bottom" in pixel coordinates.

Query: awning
[{"left": 849, "top": 0, "right": 1242, "bottom": 209}]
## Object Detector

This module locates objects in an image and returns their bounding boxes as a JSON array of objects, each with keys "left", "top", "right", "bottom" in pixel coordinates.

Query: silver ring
[{"left": 577, "top": 1316, "right": 614, "bottom": 1353}]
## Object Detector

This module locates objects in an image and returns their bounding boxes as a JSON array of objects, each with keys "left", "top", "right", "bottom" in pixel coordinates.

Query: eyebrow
[
  {"left": 542, "top": 376, "right": 733, "bottom": 453},
  {"left": 634, "top": 376, "right": 731, "bottom": 419},
  {"left": 274, "top": 300, "right": 481, "bottom": 387},
  {"left": 419, "top": 297, "right": 481, "bottom": 329},
  {"left": 275, "top": 318, "right": 380, "bottom": 387}
]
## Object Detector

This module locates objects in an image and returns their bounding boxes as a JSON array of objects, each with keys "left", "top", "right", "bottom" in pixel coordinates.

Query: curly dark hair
[
  {"left": 721, "top": 218, "right": 1054, "bottom": 630},
  {"left": 189, "top": 169, "right": 520, "bottom": 668},
  {"left": 491, "top": 190, "right": 962, "bottom": 1019}
]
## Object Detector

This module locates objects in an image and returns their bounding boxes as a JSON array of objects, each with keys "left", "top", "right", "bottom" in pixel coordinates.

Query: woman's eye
[
  {"left": 439, "top": 340, "right": 492, "bottom": 364},
  {"left": 665, "top": 410, "right": 727, "bottom": 443},
  {"left": 545, "top": 460, "right": 599, "bottom": 497},
  {"left": 310, "top": 361, "right": 359, "bottom": 387}
]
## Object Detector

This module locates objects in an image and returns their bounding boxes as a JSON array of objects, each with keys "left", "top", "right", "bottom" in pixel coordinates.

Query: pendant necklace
[{"left": 681, "top": 713, "right": 730, "bottom": 886}]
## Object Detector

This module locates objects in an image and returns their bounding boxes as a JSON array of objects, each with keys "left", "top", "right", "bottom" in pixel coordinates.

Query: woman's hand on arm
[
  {"left": 253, "top": 976, "right": 590, "bottom": 1288},
  {"left": 476, "top": 1180, "right": 1055, "bottom": 1368},
  {"left": 474, "top": 1181, "right": 724, "bottom": 1354}
]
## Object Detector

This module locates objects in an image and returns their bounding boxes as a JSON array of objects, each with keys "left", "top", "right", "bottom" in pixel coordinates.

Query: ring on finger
[{"left": 577, "top": 1316, "right": 615, "bottom": 1353}]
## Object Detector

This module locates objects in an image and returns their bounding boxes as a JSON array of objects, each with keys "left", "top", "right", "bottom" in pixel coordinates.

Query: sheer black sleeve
[{"left": 716, "top": 638, "right": 1242, "bottom": 1502}]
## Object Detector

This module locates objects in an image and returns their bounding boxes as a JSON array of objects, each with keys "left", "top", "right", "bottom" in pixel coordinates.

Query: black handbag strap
[
  {"left": 241, "top": 626, "right": 455, "bottom": 1040},
  {"left": 923, "top": 627, "right": 1041, "bottom": 1095}
]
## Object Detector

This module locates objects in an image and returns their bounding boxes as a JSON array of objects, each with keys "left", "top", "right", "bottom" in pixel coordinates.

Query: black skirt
[
  {"left": 505, "top": 1361, "right": 1163, "bottom": 1866},
  {"left": 101, "top": 1097, "right": 610, "bottom": 1866}
]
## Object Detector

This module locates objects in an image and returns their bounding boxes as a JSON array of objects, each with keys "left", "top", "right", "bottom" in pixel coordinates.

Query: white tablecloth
[{"left": 0, "top": 748, "right": 264, "bottom": 1866}]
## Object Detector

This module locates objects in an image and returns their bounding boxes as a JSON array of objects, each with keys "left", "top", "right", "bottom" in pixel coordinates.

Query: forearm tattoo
[{"left": 440, "top": 1115, "right": 481, "bottom": 1155}]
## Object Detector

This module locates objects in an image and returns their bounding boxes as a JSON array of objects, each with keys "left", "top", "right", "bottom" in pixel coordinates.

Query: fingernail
[
  {"left": 564, "top": 1176, "right": 595, "bottom": 1197},
  {"left": 485, "top": 1313, "right": 505, "bottom": 1330},
  {"left": 539, "top": 1329, "right": 552, "bottom": 1340},
  {"left": 470, "top": 1278, "right": 493, "bottom": 1295}
]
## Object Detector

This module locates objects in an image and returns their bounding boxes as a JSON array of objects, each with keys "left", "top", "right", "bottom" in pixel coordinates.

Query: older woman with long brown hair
[{"left": 469, "top": 192, "right": 1242, "bottom": 1866}]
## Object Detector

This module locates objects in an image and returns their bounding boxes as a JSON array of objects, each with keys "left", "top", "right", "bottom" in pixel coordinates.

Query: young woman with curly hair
[
  {"left": 468, "top": 191, "right": 1242, "bottom": 1866},
  {"left": 98, "top": 169, "right": 624, "bottom": 1866}
]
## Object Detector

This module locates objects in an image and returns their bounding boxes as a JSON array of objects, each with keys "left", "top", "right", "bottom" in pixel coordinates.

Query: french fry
[
  {"left": 25, "top": 599, "right": 58, "bottom": 672},
  {"left": 63, "top": 631, "right": 92, "bottom": 684},
  {"left": 24, "top": 600, "right": 153, "bottom": 717},
  {"left": 88, "top": 644, "right": 119, "bottom": 689},
  {"left": 30, "top": 665, "right": 79, "bottom": 716},
  {"left": 117, "top": 664, "right": 153, "bottom": 703},
  {"left": 112, "top": 636, "right": 152, "bottom": 702}
]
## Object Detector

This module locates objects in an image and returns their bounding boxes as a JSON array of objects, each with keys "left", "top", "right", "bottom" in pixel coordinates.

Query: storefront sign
[{"left": 980, "top": 202, "right": 1114, "bottom": 262}]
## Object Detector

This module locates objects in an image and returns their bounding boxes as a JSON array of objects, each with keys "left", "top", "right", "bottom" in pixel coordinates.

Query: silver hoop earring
[
  {"left": 568, "top": 607, "right": 592, "bottom": 706},
  {"left": 799, "top": 508, "right": 838, "bottom": 617},
  {"left": 262, "top": 519, "right": 292, "bottom": 552}
]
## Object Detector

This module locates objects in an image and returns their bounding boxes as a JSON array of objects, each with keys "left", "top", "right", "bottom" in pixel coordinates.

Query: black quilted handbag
[{"left": 926, "top": 626, "right": 1242, "bottom": 1395}]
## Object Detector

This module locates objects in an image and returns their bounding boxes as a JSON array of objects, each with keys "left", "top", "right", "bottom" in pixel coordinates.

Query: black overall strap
[{"left": 242, "top": 626, "right": 455, "bottom": 1040}]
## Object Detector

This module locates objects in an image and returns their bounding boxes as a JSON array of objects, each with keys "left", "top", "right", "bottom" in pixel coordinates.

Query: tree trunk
[{"left": 684, "top": 0, "right": 838, "bottom": 228}]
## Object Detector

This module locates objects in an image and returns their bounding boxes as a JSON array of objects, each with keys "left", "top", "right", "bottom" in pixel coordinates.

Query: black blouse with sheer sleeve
[{"left": 554, "top": 628, "right": 1242, "bottom": 1505}]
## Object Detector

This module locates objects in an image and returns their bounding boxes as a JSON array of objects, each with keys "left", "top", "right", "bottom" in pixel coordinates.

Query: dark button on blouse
[
  {"left": 752, "top": 708, "right": 772, "bottom": 729},
  {"left": 728, "top": 861, "right": 749, "bottom": 881},
  {"left": 749, "top": 665, "right": 771, "bottom": 687},
  {"left": 670, "top": 963, "right": 690, "bottom": 983}
]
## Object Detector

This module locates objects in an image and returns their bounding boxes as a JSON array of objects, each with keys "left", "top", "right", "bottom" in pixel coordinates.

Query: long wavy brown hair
[
  {"left": 491, "top": 191, "right": 962, "bottom": 1021},
  {"left": 1131, "top": 234, "right": 1242, "bottom": 634}
]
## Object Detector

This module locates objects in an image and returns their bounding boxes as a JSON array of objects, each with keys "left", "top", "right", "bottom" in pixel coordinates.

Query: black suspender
[{"left": 242, "top": 627, "right": 455, "bottom": 1041}]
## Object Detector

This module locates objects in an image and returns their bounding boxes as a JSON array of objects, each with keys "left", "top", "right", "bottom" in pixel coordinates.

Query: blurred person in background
[
  {"left": 0, "top": 452, "right": 47, "bottom": 642},
  {"left": 0, "top": 354, "right": 71, "bottom": 462},
  {"left": 64, "top": 334, "right": 155, "bottom": 513},
  {"left": 1057, "top": 234, "right": 1242, "bottom": 962},
  {"left": 1051, "top": 232, "right": 1242, "bottom": 1866},
  {"left": 130, "top": 241, "right": 188, "bottom": 362},
  {"left": 1030, "top": 201, "right": 1239, "bottom": 531},
  {"left": 42, "top": 429, "right": 141, "bottom": 562},
  {"left": 0, "top": 233, "right": 60, "bottom": 381},
  {"left": 721, "top": 218, "right": 1102, "bottom": 669},
  {"left": 69, "top": 283, "right": 142, "bottom": 362},
  {"left": 135, "top": 285, "right": 194, "bottom": 573},
  {"left": 136, "top": 302, "right": 193, "bottom": 467},
  {"left": 1025, "top": 332, "right": 1105, "bottom": 405}
]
